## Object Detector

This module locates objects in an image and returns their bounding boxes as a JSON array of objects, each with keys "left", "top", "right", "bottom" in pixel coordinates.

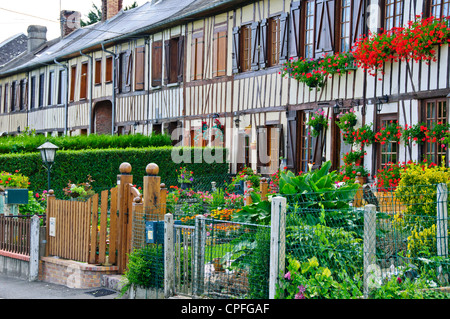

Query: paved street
[{"left": 0, "top": 273, "right": 123, "bottom": 299}]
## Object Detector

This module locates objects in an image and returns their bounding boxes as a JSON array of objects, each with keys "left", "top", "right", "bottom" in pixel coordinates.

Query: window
[
  {"left": 70, "top": 65, "right": 76, "bottom": 102},
  {"left": 80, "top": 62, "right": 88, "bottom": 100},
  {"left": 105, "top": 56, "right": 113, "bottom": 83},
  {"left": 304, "top": 0, "right": 315, "bottom": 59},
  {"left": 30, "top": 77, "right": 36, "bottom": 109},
  {"left": 58, "top": 69, "right": 67, "bottom": 105},
  {"left": 48, "top": 71, "right": 55, "bottom": 105},
  {"left": 339, "top": 0, "right": 351, "bottom": 52},
  {"left": 213, "top": 26, "right": 227, "bottom": 77},
  {"left": 429, "top": 0, "right": 450, "bottom": 17},
  {"left": 20, "top": 79, "right": 27, "bottom": 110},
  {"left": 384, "top": 0, "right": 403, "bottom": 32},
  {"left": 10, "top": 81, "right": 16, "bottom": 112},
  {"left": 239, "top": 25, "right": 252, "bottom": 72},
  {"left": 191, "top": 31, "right": 204, "bottom": 80},
  {"left": 299, "top": 111, "right": 314, "bottom": 173},
  {"left": 377, "top": 115, "right": 399, "bottom": 170},
  {"left": 95, "top": 59, "right": 102, "bottom": 85},
  {"left": 165, "top": 37, "right": 184, "bottom": 84},
  {"left": 268, "top": 17, "right": 281, "bottom": 67},
  {"left": 3, "top": 84, "right": 8, "bottom": 113},
  {"left": 423, "top": 98, "right": 447, "bottom": 166},
  {"left": 152, "top": 41, "right": 163, "bottom": 87},
  {"left": 135, "top": 46, "right": 145, "bottom": 90},
  {"left": 38, "top": 74, "right": 45, "bottom": 107},
  {"left": 116, "top": 51, "right": 132, "bottom": 93}
]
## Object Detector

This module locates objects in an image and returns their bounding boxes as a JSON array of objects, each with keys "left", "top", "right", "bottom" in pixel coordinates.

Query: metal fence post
[
  {"left": 164, "top": 213, "right": 174, "bottom": 298},
  {"left": 269, "top": 196, "right": 286, "bottom": 299},
  {"left": 193, "top": 214, "right": 206, "bottom": 296},
  {"left": 363, "top": 204, "right": 377, "bottom": 299},
  {"left": 437, "top": 183, "right": 448, "bottom": 258},
  {"left": 29, "top": 215, "right": 40, "bottom": 282}
]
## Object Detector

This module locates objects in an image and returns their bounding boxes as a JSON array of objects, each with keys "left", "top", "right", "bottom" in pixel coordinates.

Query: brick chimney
[
  {"left": 27, "top": 25, "right": 47, "bottom": 53},
  {"left": 60, "top": 10, "right": 81, "bottom": 38},
  {"left": 102, "top": 0, "right": 123, "bottom": 21}
]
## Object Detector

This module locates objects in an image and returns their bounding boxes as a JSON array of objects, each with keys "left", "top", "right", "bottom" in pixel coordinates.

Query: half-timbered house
[{"left": 0, "top": 0, "right": 449, "bottom": 179}]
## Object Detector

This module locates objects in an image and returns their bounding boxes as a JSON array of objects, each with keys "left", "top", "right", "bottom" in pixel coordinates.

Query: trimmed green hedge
[
  {"left": 0, "top": 147, "right": 229, "bottom": 196},
  {"left": 0, "top": 133, "right": 172, "bottom": 154}
]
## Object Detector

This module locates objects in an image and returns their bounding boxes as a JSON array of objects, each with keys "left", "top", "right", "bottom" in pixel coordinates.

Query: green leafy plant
[
  {"left": 62, "top": 175, "right": 95, "bottom": 200},
  {"left": 177, "top": 167, "right": 194, "bottom": 184},
  {"left": 275, "top": 257, "right": 362, "bottom": 299}
]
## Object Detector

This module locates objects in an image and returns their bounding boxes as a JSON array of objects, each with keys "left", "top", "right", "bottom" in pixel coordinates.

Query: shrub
[
  {"left": 0, "top": 147, "right": 228, "bottom": 196},
  {"left": 0, "top": 133, "right": 172, "bottom": 154},
  {"left": 0, "top": 171, "right": 30, "bottom": 190},
  {"left": 121, "top": 245, "right": 164, "bottom": 294}
]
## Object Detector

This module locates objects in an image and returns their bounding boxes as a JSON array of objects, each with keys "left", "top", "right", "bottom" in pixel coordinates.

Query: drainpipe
[
  {"left": 101, "top": 42, "right": 117, "bottom": 135},
  {"left": 54, "top": 58, "right": 68, "bottom": 136},
  {"left": 80, "top": 50, "right": 93, "bottom": 135}
]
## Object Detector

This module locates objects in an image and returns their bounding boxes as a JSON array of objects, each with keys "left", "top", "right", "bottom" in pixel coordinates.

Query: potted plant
[
  {"left": 336, "top": 109, "right": 358, "bottom": 132},
  {"left": 402, "top": 123, "right": 429, "bottom": 145},
  {"left": 177, "top": 167, "right": 194, "bottom": 190},
  {"left": 280, "top": 57, "right": 326, "bottom": 90},
  {"left": 307, "top": 109, "right": 330, "bottom": 137},
  {"left": 337, "top": 163, "right": 370, "bottom": 183},
  {"left": 375, "top": 120, "right": 403, "bottom": 144},
  {"left": 342, "top": 149, "right": 366, "bottom": 165},
  {"left": 344, "top": 123, "right": 375, "bottom": 146}
]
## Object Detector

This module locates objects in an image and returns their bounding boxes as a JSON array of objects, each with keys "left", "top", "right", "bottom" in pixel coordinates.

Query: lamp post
[{"left": 37, "top": 142, "right": 59, "bottom": 191}]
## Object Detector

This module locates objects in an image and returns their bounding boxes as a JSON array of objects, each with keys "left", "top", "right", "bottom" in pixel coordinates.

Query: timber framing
[{"left": 0, "top": 0, "right": 449, "bottom": 177}]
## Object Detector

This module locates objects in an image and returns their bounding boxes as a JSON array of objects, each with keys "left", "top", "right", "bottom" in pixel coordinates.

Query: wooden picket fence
[{"left": 45, "top": 187, "right": 118, "bottom": 265}]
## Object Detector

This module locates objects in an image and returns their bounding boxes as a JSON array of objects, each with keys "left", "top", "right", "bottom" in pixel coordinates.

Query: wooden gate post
[
  {"left": 160, "top": 183, "right": 167, "bottom": 217},
  {"left": 142, "top": 163, "right": 161, "bottom": 221},
  {"left": 117, "top": 162, "right": 133, "bottom": 274},
  {"left": 260, "top": 177, "right": 269, "bottom": 201}
]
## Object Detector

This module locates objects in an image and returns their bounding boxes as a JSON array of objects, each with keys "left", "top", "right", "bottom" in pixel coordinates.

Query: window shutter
[
  {"left": 289, "top": 1, "right": 302, "bottom": 58},
  {"left": 177, "top": 36, "right": 185, "bottom": 83},
  {"left": 251, "top": 22, "right": 260, "bottom": 71},
  {"left": 351, "top": 0, "right": 365, "bottom": 47},
  {"left": 23, "top": 79, "right": 28, "bottom": 109},
  {"left": 232, "top": 27, "right": 240, "bottom": 74},
  {"left": 125, "top": 50, "right": 132, "bottom": 93},
  {"left": 279, "top": 12, "right": 289, "bottom": 64},
  {"left": 164, "top": 40, "right": 171, "bottom": 85},
  {"left": 152, "top": 41, "right": 163, "bottom": 87},
  {"left": 15, "top": 82, "right": 20, "bottom": 109},
  {"left": 135, "top": 47, "right": 145, "bottom": 91},
  {"left": 286, "top": 111, "right": 298, "bottom": 170},
  {"left": 114, "top": 56, "right": 120, "bottom": 93},
  {"left": 315, "top": 0, "right": 335, "bottom": 58},
  {"left": 259, "top": 19, "right": 268, "bottom": 69}
]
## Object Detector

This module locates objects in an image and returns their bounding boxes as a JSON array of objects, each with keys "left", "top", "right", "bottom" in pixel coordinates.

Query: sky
[{"left": 0, "top": 0, "right": 148, "bottom": 44}]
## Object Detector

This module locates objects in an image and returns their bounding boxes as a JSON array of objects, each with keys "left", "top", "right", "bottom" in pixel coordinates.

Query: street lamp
[{"left": 37, "top": 142, "right": 59, "bottom": 191}]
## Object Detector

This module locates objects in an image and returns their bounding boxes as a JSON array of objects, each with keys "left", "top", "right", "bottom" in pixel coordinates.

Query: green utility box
[{"left": 5, "top": 189, "right": 29, "bottom": 205}]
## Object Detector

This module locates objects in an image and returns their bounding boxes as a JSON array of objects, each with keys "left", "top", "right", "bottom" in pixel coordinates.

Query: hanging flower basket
[
  {"left": 307, "top": 110, "right": 330, "bottom": 137},
  {"left": 375, "top": 121, "right": 403, "bottom": 144}
]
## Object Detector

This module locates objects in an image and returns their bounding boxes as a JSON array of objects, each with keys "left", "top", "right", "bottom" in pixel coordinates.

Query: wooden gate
[{"left": 45, "top": 162, "right": 147, "bottom": 274}]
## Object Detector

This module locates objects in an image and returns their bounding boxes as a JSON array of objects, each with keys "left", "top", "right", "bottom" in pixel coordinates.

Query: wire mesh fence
[{"left": 128, "top": 180, "right": 450, "bottom": 299}]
